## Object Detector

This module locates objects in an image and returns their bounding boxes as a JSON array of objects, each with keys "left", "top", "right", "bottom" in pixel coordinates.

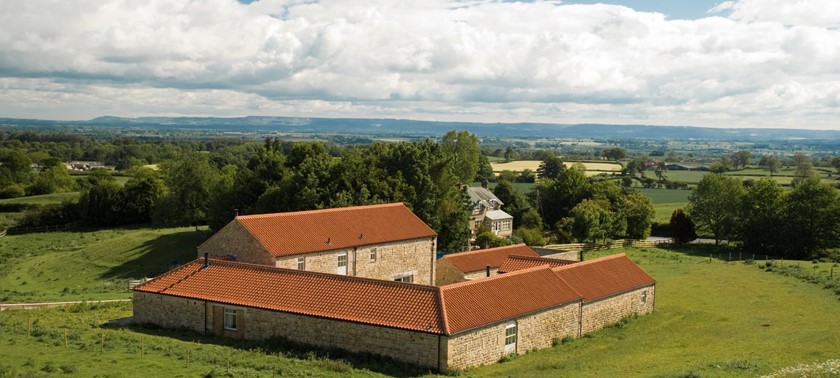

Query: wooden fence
[
  {"left": 4, "top": 222, "right": 79, "bottom": 235},
  {"left": 540, "top": 238, "right": 666, "bottom": 254},
  {"left": 0, "top": 229, "right": 6, "bottom": 238}
]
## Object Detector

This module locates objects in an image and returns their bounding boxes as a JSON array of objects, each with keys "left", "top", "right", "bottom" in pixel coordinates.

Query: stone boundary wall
[
  {"left": 133, "top": 292, "right": 205, "bottom": 334},
  {"left": 581, "top": 285, "right": 655, "bottom": 334}
]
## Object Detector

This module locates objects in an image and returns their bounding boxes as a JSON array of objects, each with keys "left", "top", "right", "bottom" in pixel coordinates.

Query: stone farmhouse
[
  {"left": 133, "top": 203, "right": 656, "bottom": 371},
  {"left": 435, "top": 244, "right": 544, "bottom": 285},
  {"left": 467, "top": 186, "right": 513, "bottom": 238},
  {"left": 197, "top": 203, "right": 437, "bottom": 285},
  {"left": 133, "top": 253, "right": 654, "bottom": 372}
]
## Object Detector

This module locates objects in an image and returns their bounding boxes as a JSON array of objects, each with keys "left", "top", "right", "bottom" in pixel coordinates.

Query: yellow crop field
[{"left": 491, "top": 160, "right": 623, "bottom": 177}]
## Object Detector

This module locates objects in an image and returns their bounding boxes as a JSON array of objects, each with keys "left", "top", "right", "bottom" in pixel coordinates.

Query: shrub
[
  {"left": 498, "top": 353, "right": 517, "bottom": 363},
  {"left": 59, "top": 364, "right": 77, "bottom": 374},
  {"left": 0, "top": 184, "right": 25, "bottom": 199}
]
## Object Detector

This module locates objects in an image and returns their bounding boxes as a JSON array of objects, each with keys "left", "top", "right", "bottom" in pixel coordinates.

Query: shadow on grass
[
  {"left": 99, "top": 228, "right": 208, "bottom": 280},
  {"left": 108, "top": 321, "right": 436, "bottom": 377}
]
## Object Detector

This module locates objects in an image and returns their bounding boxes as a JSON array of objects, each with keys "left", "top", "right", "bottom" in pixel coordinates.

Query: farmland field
[
  {"left": 0, "top": 227, "right": 205, "bottom": 303},
  {"left": 491, "top": 160, "right": 623, "bottom": 177},
  {"left": 0, "top": 192, "right": 80, "bottom": 206},
  {"left": 1, "top": 246, "right": 838, "bottom": 377}
]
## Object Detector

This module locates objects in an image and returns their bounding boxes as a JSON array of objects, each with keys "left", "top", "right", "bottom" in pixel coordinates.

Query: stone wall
[
  {"left": 434, "top": 259, "right": 465, "bottom": 286},
  {"left": 444, "top": 302, "right": 581, "bottom": 370},
  {"left": 532, "top": 248, "right": 580, "bottom": 261},
  {"left": 463, "top": 268, "right": 497, "bottom": 281},
  {"left": 132, "top": 292, "right": 205, "bottom": 334},
  {"left": 244, "top": 306, "right": 444, "bottom": 369},
  {"left": 581, "top": 285, "right": 655, "bottom": 334},
  {"left": 276, "top": 237, "right": 436, "bottom": 284},
  {"left": 197, "top": 221, "right": 274, "bottom": 266}
]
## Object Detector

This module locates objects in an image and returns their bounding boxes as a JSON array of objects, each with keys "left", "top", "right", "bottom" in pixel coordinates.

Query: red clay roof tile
[
  {"left": 442, "top": 244, "right": 539, "bottom": 273},
  {"left": 440, "top": 266, "right": 582, "bottom": 334},
  {"left": 135, "top": 259, "right": 445, "bottom": 334},
  {"left": 497, "top": 255, "right": 577, "bottom": 273},
  {"left": 551, "top": 254, "right": 656, "bottom": 302},
  {"left": 234, "top": 203, "right": 437, "bottom": 257}
]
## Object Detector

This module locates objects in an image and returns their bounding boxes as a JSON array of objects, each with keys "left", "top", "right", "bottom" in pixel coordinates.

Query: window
[
  {"left": 504, "top": 321, "right": 517, "bottom": 354},
  {"left": 394, "top": 275, "right": 414, "bottom": 283},
  {"left": 224, "top": 308, "right": 237, "bottom": 330},
  {"left": 337, "top": 252, "right": 348, "bottom": 275},
  {"left": 370, "top": 248, "right": 377, "bottom": 262},
  {"left": 296, "top": 257, "right": 305, "bottom": 270},
  {"left": 641, "top": 291, "right": 647, "bottom": 304}
]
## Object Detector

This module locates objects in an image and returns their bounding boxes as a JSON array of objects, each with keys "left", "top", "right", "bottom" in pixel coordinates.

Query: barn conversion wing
[
  {"left": 435, "top": 244, "right": 540, "bottom": 285},
  {"left": 497, "top": 254, "right": 577, "bottom": 273}
]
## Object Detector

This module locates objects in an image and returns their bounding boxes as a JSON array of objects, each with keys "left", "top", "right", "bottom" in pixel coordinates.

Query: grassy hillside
[
  {"left": 1, "top": 246, "right": 838, "bottom": 377},
  {"left": 0, "top": 227, "right": 206, "bottom": 303}
]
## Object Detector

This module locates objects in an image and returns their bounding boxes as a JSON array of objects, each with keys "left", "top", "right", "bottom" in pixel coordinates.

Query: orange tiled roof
[
  {"left": 441, "top": 266, "right": 582, "bottom": 333},
  {"left": 498, "top": 255, "right": 577, "bottom": 273},
  {"left": 551, "top": 254, "right": 655, "bottom": 302},
  {"left": 234, "top": 203, "right": 437, "bottom": 257},
  {"left": 442, "top": 244, "right": 539, "bottom": 273},
  {"left": 135, "top": 258, "right": 588, "bottom": 335},
  {"left": 135, "top": 259, "right": 445, "bottom": 334}
]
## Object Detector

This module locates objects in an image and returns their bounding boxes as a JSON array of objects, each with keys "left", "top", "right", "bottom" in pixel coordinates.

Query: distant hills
[{"left": 1, "top": 115, "right": 839, "bottom": 141}]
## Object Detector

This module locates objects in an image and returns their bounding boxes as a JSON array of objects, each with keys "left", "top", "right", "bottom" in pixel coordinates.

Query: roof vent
[
  {"left": 326, "top": 237, "right": 331, "bottom": 246},
  {"left": 359, "top": 233, "right": 364, "bottom": 240}
]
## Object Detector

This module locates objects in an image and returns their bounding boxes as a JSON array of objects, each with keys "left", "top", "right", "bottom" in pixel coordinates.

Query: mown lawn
[
  {"left": 0, "top": 192, "right": 80, "bottom": 206},
  {"left": 0, "top": 227, "right": 206, "bottom": 303}
]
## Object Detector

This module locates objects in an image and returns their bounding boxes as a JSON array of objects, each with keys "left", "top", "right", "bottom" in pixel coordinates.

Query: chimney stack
[
  {"left": 486, "top": 265, "right": 491, "bottom": 277},
  {"left": 203, "top": 253, "right": 209, "bottom": 269}
]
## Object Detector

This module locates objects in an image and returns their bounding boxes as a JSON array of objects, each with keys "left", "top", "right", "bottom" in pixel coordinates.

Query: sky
[{"left": 1, "top": 0, "right": 839, "bottom": 130}]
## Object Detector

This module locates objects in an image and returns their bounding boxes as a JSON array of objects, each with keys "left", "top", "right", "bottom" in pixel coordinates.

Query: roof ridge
[
  {"left": 133, "top": 260, "right": 201, "bottom": 291},
  {"left": 441, "top": 265, "right": 552, "bottom": 290},
  {"left": 236, "top": 202, "right": 405, "bottom": 219},
  {"left": 551, "top": 270, "right": 586, "bottom": 299},
  {"left": 443, "top": 243, "right": 528, "bottom": 259},
  {"left": 552, "top": 253, "right": 626, "bottom": 271}
]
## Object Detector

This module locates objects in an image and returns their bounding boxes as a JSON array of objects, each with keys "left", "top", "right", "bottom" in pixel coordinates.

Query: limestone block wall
[
  {"left": 276, "top": 237, "right": 436, "bottom": 284},
  {"left": 434, "top": 259, "right": 465, "bottom": 286},
  {"left": 244, "top": 306, "right": 444, "bottom": 369},
  {"left": 444, "top": 302, "right": 581, "bottom": 370},
  {"left": 581, "top": 285, "right": 655, "bottom": 334},
  {"left": 132, "top": 292, "right": 205, "bottom": 334},
  {"left": 197, "top": 221, "right": 274, "bottom": 266},
  {"left": 532, "top": 248, "right": 580, "bottom": 261}
]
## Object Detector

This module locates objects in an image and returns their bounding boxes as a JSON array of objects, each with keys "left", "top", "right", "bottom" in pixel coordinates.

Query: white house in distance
[{"left": 467, "top": 186, "right": 513, "bottom": 238}]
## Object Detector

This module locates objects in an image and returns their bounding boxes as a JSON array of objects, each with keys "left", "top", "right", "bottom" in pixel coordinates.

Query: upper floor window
[
  {"left": 370, "top": 248, "right": 377, "bottom": 262},
  {"left": 296, "top": 257, "right": 305, "bottom": 270}
]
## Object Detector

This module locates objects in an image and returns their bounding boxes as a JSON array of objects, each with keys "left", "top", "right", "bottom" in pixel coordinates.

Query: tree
[
  {"left": 514, "top": 227, "right": 546, "bottom": 246},
  {"left": 617, "top": 191, "right": 655, "bottom": 239},
  {"left": 600, "top": 147, "right": 626, "bottom": 160},
  {"left": 738, "top": 178, "right": 784, "bottom": 256},
  {"left": 688, "top": 174, "right": 744, "bottom": 245},
  {"left": 493, "top": 179, "right": 529, "bottom": 227},
  {"left": 758, "top": 155, "right": 779, "bottom": 176},
  {"left": 530, "top": 165, "right": 591, "bottom": 227},
  {"left": 731, "top": 150, "right": 751, "bottom": 170},
  {"left": 669, "top": 209, "right": 697, "bottom": 244},
  {"left": 474, "top": 225, "right": 513, "bottom": 249},
  {"left": 783, "top": 180, "right": 840, "bottom": 259},
  {"left": 832, "top": 157, "right": 840, "bottom": 175},
  {"left": 0, "top": 149, "right": 33, "bottom": 185},
  {"left": 476, "top": 154, "right": 494, "bottom": 182},
  {"left": 28, "top": 165, "right": 76, "bottom": 195},
  {"left": 536, "top": 152, "right": 564, "bottom": 180},
  {"left": 155, "top": 150, "right": 219, "bottom": 226},
  {"left": 622, "top": 159, "right": 646, "bottom": 177},
  {"left": 570, "top": 199, "right": 622, "bottom": 243},
  {"left": 441, "top": 130, "right": 480, "bottom": 184},
  {"left": 791, "top": 153, "right": 819, "bottom": 187},
  {"left": 503, "top": 146, "right": 514, "bottom": 163}
]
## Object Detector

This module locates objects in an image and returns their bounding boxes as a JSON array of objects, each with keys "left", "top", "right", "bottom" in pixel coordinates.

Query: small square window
[
  {"left": 370, "top": 248, "right": 377, "bottom": 262},
  {"left": 641, "top": 291, "right": 647, "bottom": 303},
  {"left": 296, "top": 257, "right": 305, "bottom": 270},
  {"left": 224, "top": 308, "right": 237, "bottom": 330}
]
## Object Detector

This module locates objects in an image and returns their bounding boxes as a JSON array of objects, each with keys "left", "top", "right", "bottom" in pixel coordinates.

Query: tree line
[{"left": 687, "top": 174, "right": 840, "bottom": 260}]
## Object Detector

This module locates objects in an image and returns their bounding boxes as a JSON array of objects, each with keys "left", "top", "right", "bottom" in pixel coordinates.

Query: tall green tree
[
  {"left": 669, "top": 209, "right": 697, "bottom": 244},
  {"left": 738, "top": 178, "right": 784, "bottom": 256},
  {"left": 617, "top": 191, "right": 655, "bottom": 239},
  {"left": 531, "top": 164, "right": 591, "bottom": 227},
  {"left": 570, "top": 199, "right": 622, "bottom": 243},
  {"left": 492, "top": 179, "right": 529, "bottom": 227},
  {"left": 537, "top": 152, "right": 564, "bottom": 180},
  {"left": 155, "top": 150, "right": 219, "bottom": 226},
  {"left": 791, "top": 153, "right": 819, "bottom": 187},
  {"left": 783, "top": 180, "right": 840, "bottom": 259},
  {"left": 688, "top": 174, "right": 744, "bottom": 245},
  {"left": 440, "top": 130, "right": 480, "bottom": 184}
]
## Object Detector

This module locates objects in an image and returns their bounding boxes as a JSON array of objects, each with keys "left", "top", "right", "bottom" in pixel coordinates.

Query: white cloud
[{"left": 0, "top": 0, "right": 838, "bottom": 129}]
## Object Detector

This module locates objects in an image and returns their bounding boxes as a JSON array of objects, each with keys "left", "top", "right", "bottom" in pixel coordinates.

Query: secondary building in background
[
  {"left": 435, "top": 244, "right": 540, "bottom": 285},
  {"left": 133, "top": 253, "right": 654, "bottom": 372},
  {"left": 467, "top": 186, "right": 513, "bottom": 238},
  {"left": 197, "top": 203, "right": 437, "bottom": 285}
]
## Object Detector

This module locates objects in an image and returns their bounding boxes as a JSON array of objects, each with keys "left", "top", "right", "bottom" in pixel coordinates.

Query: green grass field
[
  {"left": 0, "top": 192, "right": 81, "bottom": 206},
  {"left": 1, "top": 245, "right": 839, "bottom": 377},
  {"left": 0, "top": 227, "right": 206, "bottom": 303}
]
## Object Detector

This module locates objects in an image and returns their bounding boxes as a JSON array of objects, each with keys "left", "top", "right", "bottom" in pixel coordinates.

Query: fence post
[{"left": 64, "top": 328, "right": 67, "bottom": 347}]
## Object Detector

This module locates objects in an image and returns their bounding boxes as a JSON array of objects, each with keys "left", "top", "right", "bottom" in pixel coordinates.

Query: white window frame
[
  {"left": 504, "top": 321, "right": 517, "bottom": 354},
  {"left": 394, "top": 275, "right": 414, "bottom": 283},
  {"left": 296, "top": 257, "right": 305, "bottom": 270},
  {"left": 224, "top": 308, "right": 237, "bottom": 330},
  {"left": 370, "top": 247, "right": 377, "bottom": 262},
  {"left": 337, "top": 252, "right": 348, "bottom": 275}
]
